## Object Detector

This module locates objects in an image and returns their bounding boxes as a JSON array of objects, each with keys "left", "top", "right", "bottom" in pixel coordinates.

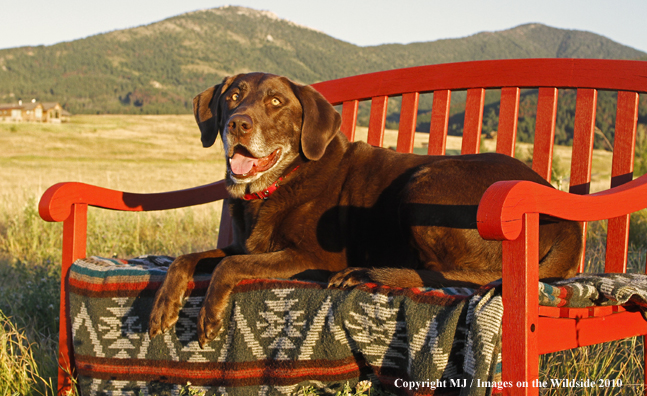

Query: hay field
[{"left": 0, "top": 114, "right": 227, "bottom": 204}]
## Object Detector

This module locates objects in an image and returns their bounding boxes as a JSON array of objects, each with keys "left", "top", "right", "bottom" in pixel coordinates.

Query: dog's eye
[
  {"left": 231, "top": 93, "right": 239, "bottom": 101},
  {"left": 271, "top": 98, "right": 281, "bottom": 106}
]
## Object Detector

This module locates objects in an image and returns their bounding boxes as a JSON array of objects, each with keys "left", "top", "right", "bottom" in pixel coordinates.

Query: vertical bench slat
[
  {"left": 368, "top": 96, "right": 388, "bottom": 147},
  {"left": 570, "top": 88, "right": 598, "bottom": 272},
  {"left": 496, "top": 87, "right": 520, "bottom": 157},
  {"left": 570, "top": 88, "right": 598, "bottom": 194},
  {"left": 397, "top": 92, "right": 419, "bottom": 153},
  {"left": 532, "top": 88, "right": 559, "bottom": 182},
  {"left": 341, "top": 100, "right": 359, "bottom": 141},
  {"left": 605, "top": 92, "right": 640, "bottom": 273},
  {"left": 462, "top": 88, "right": 485, "bottom": 154},
  {"left": 428, "top": 90, "right": 451, "bottom": 155}
]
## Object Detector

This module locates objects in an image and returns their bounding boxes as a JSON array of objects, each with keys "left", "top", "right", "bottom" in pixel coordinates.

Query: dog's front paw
[
  {"left": 328, "top": 267, "right": 372, "bottom": 289},
  {"left": 149, "top": 255, "right": 197, "bottom": 338},
  {"left": 149, "top": 291, "right": 183, "bottom": 338},
  {"left": 196, "top": 270, "right": 233, "bottom": 347},
  {"left": 197, "top": 306, "right": 224, "bottom": 347}
]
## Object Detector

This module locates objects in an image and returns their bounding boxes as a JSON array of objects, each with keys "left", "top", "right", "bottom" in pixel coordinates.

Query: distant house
[
  {"left": 0, "top": 103, "right": 23, "bottom": 122},
  {"left": 42, "top": 102, "right": 68, "bottom": 123},
  {"left": 0, "top": 100, "right": 69, "bottom": 123},
  {"left": 22, "top": 101, "right": 44, "bottom": 122}
]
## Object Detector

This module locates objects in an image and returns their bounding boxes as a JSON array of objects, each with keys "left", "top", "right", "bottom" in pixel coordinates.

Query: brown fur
[{"left": 149, "top": 73, "right": 583, "bottom": 346}]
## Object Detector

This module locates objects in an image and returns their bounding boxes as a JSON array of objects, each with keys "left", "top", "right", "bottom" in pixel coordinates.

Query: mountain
[
  {"left": 0, "top": 6, "right": 644, "bottom": 115},
  {"left": 371, "top": 23, "right": 646, "bottom": 67}
]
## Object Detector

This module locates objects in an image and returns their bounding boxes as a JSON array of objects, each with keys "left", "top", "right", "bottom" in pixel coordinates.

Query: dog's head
[{"left": 193, "top": 73, "right": 341, "bottom": 198}]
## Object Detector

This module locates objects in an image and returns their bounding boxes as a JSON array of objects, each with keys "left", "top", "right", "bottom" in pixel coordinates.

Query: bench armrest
[
  {"left": 39, "top": 180, "right": 230, "bottom": 222},
  {"left": 39, "top": 180, "right": 231, "bottom": 394},
  {"left": 477, "top": 173, "right": 647, "bottom": 241}
]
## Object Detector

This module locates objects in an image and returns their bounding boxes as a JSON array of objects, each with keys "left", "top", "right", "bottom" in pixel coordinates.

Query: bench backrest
[{"left": 310, "top": 58, "right": 647, "bottom": 274}]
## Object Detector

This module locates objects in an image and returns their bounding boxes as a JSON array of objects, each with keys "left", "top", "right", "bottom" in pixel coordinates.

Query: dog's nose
[{"left": 227, "top": 114, "right": 253, "bottom": 134}]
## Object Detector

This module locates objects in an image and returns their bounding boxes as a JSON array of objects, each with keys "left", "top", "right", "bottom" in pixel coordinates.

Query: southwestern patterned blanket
[{"left": 69, "top": 256, "right": 647, "bottom": 396}]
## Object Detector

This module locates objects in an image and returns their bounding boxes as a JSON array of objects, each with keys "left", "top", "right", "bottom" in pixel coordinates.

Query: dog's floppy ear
[
  {"left": 192, "top": 75, "right": 237, "bottom": 148},
  {"left": 291, "top": 82, "right": 342, "bottom": 161}
]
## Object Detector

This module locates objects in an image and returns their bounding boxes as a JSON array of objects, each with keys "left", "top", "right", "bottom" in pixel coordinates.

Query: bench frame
[{"left": 40, "top": 58, "right": 647, "bottom": 395}]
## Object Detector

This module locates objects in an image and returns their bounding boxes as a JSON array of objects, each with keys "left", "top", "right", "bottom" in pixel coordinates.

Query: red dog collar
[{"left": 242, "top": 166, "right": 299, "bottom": 200}]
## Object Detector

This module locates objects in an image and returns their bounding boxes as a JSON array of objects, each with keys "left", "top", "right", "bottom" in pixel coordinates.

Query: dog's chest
[{"left": 240, "top": 198, "right": 303, "bottom": 253}]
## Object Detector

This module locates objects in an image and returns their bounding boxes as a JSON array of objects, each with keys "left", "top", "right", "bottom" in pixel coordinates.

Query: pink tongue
[{"left": 230, "top": 152, "right": 259, "bottom": 175}]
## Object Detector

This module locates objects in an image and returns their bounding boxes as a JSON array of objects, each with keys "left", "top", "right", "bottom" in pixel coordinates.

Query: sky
[{"left": 1, "top": 0, "right": 646, "bottom": 53}]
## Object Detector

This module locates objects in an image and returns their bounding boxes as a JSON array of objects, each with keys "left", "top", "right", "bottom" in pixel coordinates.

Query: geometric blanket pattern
[
  {"left": 68, "top": 256, "right": 647, "bottom": 396},
  {"left": 541, "top": 272, "right": 647, "bottom": 312}
]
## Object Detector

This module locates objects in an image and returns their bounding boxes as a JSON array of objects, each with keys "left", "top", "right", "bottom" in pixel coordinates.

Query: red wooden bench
[{"left": 40, "top": 58, "right": 647, "bottom": 395}]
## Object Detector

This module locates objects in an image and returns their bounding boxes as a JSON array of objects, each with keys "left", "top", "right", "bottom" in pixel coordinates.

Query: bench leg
[
  {"left": 502, "top": 213, "right": 539, "bottom": 396},
  {"left": 58, "top": 203, "right": 87, "bottom": 395}
]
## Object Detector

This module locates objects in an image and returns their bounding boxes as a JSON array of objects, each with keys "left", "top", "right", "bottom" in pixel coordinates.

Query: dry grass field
[
  {"left": 0, "top": 114, "right": 227, "bottom": 202},
  {"left": 0, "top": 115, "right": 644, "bottom": 395}
]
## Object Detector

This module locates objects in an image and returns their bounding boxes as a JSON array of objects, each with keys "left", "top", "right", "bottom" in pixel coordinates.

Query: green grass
[
  {"left": 0, "top": 115, "right": 646, "bottom": 395},
  {"left": 0, "top": 310, "right": 55, "bottom": 395}
]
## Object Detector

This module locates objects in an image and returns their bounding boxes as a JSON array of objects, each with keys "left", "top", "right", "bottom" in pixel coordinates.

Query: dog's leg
[
  {"left": 329, "top": 267, "right": 503, "bottom": 289},
  {"left": 149, "top": 249, "right": 230, "bottom": 338},
  {"left": 329, "top": 228, "right": 583, "bottom": 290},
  {"left": 536, "top": 221, "right": 583, "bottom": 280},
  {"left": 196, "top": 250, "right": 341, "bottom": 347}
]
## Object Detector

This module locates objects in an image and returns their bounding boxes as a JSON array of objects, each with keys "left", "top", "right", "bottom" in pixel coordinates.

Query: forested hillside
[
  {"left": 0, "top": 6, "right": 645, "bottom": 150},
  {"left": 0, "top": 6, "right": 644, "bottom": 115}
]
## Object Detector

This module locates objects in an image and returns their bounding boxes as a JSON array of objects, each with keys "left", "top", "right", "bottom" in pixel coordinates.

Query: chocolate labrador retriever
[{"left": 149, "top": 72, "right": 583, "bottom": 346}]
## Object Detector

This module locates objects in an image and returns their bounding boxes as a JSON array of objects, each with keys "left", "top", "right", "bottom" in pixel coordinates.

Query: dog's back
[{"left": 312, "top": 138, "right": 582, "bottom": 288}]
